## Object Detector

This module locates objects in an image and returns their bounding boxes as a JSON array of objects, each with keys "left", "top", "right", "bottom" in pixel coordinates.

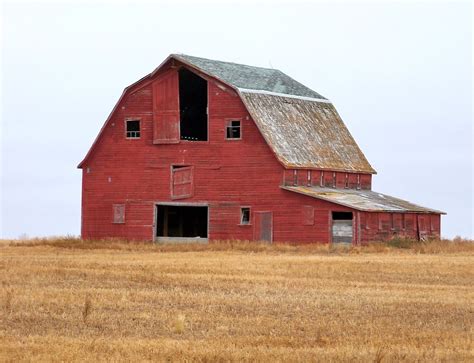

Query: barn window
[
  {"left": 226, "top": 120, "right": 241, "bottom": 139},
  {"left": 240, "top": 207, "right": 251, "bottom": 225},
  {"left": 112, "top": 204, "right": 125, "bottom": 224},
  {"left": 179, "top": 68, "right": 208, "bottom": 141},
  {"left": 126, "top": 120, "right": 140, "bottom": 138},
  {"left": 171, "top": 165, "right": 194, "bottom": 199}
]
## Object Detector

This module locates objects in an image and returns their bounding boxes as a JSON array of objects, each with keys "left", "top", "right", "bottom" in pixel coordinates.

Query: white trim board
[{"left": 238, "top": 88, "right": 332, "bottom": 103}]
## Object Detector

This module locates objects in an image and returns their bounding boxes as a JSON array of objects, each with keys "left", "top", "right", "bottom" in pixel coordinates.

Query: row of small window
[
  {"left": 125, "top": 119, "right": 241, "bottom": 139},
  {"left": 290, "top": 170, "right": 364, "bottom": 189}
]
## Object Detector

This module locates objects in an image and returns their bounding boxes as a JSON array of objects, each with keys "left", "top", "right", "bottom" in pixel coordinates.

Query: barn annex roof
[
  {"left": 173, "top": 54, "right": 376, "bottom": 174},
  {"left": 281, "top": 186, "right": 445, "bottom": 214}
]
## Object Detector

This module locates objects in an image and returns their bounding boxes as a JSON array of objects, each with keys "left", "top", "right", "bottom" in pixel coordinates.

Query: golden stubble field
[{"left": 0, "top": 239, "right": 473, "bottom": 362}]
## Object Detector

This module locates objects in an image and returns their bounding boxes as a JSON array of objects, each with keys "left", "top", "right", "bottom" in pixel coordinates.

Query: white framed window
[
  {"left": 226, "top": 120, "right": 241, "bottom": 139},
  {"left": 126, "top": 119, "right": 140, "bottom": 138}
]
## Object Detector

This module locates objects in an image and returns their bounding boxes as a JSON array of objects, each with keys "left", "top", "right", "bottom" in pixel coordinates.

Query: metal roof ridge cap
[
  {"left": 175, "top": 53, "right": 281, "bottom": 72},
  {"left": 238, "top": 88, "right": 332, "bottom": 103}
]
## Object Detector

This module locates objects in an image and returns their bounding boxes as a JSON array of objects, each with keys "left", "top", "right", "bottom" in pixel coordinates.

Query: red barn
[{"left": 78, "top": 54, "right": 444, "bottom": 244}]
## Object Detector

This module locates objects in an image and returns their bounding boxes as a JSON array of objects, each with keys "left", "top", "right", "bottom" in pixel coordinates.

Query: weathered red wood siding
[
  {"left": 283, "top": 169, "right": 372, "bottom": 190},
  {"left": 81, "top": 65, "right": 440, "bottom": 243},
  {"left": 359, "top": 212, "right": 440, "bottom": 242}
]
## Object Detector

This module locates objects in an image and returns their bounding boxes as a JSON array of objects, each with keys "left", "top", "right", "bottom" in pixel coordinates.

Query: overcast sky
[{"left": 1, "top": 1, "right": 472, "bottom": 239}]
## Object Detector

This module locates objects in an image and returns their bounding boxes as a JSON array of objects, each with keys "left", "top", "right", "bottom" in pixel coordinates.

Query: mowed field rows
[{"left": 0, "top": 240, "right": 473, "bottom": 362}]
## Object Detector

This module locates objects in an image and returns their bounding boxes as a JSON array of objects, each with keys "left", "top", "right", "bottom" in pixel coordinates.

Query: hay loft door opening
[
  {"left": 156, "top": 204, "right": 208, "bottom": 241},
  {"left": 178, "top": 68, "right": 208, "bottom": 141},
  {"left": 331, "top": 211, "right": 353, "bottom": 243}
]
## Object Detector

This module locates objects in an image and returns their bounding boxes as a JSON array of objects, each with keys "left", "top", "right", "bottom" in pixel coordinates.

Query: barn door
[
  {"left": 331, "top": 212, "right": 353, "bottom": 243},
  {"left": 152, "top": 70, "right": 180, "bottom": 144},
  {"left": 254, "top": 212, "right": 273, "bottom": 243}
]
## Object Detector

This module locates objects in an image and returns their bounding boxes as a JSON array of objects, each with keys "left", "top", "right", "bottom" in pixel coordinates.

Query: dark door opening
[
  {"left": 156, "top": 205, "right": 208, "bottom": 238},
  {"left": 331, "top": 211, "right": 353, "bottom": 243},
  {"left": 178, "top": 68, "right": 208, "bottom": 141}
]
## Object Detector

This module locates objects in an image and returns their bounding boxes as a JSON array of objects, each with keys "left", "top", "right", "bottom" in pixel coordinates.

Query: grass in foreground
[{"left": 0, "top": 238, "right": 473, "bottom": 361}]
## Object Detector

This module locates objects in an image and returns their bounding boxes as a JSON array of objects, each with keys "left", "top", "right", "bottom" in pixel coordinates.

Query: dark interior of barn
[
  {"left": 178, "top": 68, "right": 207, "bottom": 141},
  {"left": 332, "top": 212, "right": 353, "bottom": 220},
  {"left": 156, "top": 205, "right": 208, "bottom": 238}
]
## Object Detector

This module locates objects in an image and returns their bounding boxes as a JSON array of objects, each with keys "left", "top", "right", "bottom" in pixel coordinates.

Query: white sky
[{"left": 1, "top": 1, "right": 472, "bottom": 239}]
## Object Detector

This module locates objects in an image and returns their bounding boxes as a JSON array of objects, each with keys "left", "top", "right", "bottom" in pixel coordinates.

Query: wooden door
[
  {"left": 171, "top": 166, "right": 193, "bottom": 199},
  {"left": 152, "top": 70, "right": 180, "bottom": 144},
  {"left": 332, "top": 220, "right": 353, "bottom": 243},
  {"left": 254, "top": 212, "right": 273, "bottom": 243}
]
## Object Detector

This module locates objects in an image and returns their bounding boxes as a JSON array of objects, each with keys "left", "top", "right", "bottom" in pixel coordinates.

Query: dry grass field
[{"left": 0, "top": 238, "right": 473, "bottom": 362}]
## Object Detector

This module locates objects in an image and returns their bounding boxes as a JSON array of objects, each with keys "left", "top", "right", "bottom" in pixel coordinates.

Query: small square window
[
  {"left": 226, "top": 120, "right": 241, "bottom": 139},
  {"left": 126, "top": 120, "right": 140, "bottom": 138},
  {"left": 240, "top": 207, "right": 250, "bottom": 225}
]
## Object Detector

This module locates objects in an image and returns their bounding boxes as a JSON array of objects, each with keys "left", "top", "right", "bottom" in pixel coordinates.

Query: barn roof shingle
[
  {"left": 240, "top": 93, "right": 374, "bottom": 173},
  {"left": 174, "top": 54, "right": 326, "bottom": 100}
]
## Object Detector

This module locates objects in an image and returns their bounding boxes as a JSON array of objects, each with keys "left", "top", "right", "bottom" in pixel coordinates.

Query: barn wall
[
  {"left": 81, "top": 71, "right": 363, "bottom": 243},
  {"left": 81, "top": 66, "right": 439, "bottom": 243},
  {"left": 359, "top": 212, "right": 441, "bottom": 242}
]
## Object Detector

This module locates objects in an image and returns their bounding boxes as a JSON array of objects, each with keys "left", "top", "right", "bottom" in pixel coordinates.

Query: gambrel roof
[
  {"left": 173, "top": 54, "right": 375, "bottom": 174},
  {"left": 79, "top": 54, "right": 376, "bottom": 174}
]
